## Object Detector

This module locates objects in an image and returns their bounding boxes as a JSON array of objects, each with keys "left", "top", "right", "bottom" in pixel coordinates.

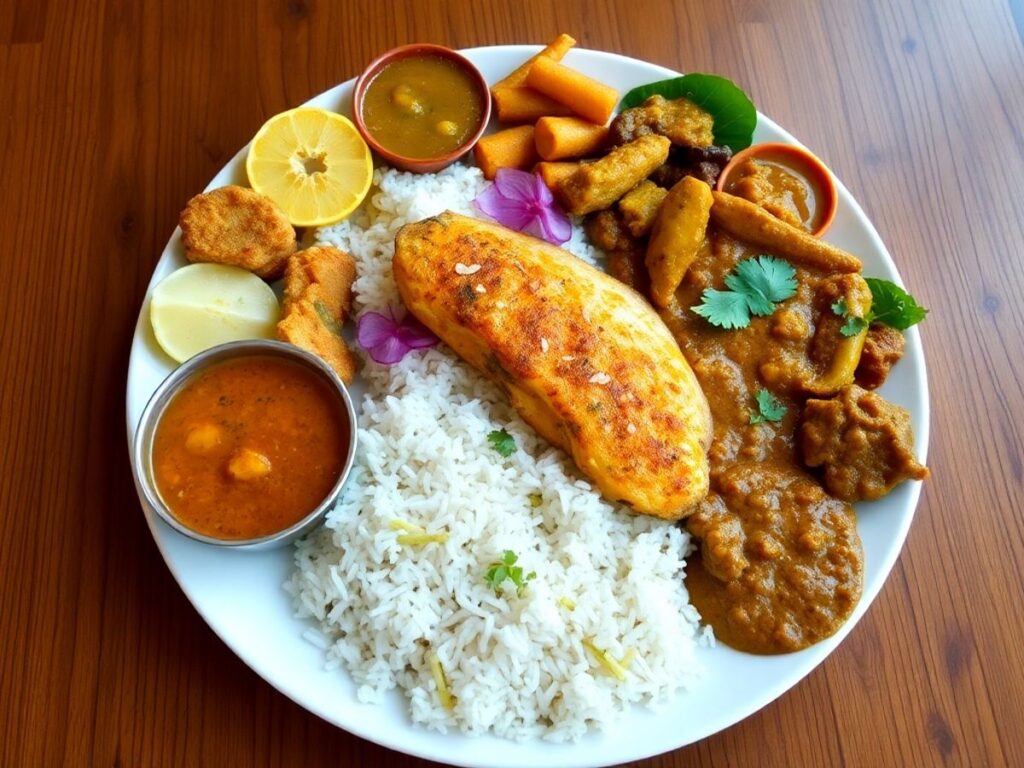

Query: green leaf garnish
[
  {"left": 749, "top": 389, "right": 787, "bottom": 424},
  {"left": 691, "top": 289, "right": 751, "bottom": 329},
  {"left": 484, "top": 550, "right": 536, "bottom": 596},
  {"left": 692, "top": 256, "right": 797, "bottom": 328},
  {"left": 865, "top": 278, "right": 929, "bottom": 330},
  {"left": 487, "top": 428, "right": 516, "bottom": 457},
  {"left": 831, "top": 297, "right": 870, "bottom": 337},
  {"left": 830, "top": 279, "right": 927, "bottom": 336},
  {"left": 618, "top": 74, "right": 757, "bottom": 151}
]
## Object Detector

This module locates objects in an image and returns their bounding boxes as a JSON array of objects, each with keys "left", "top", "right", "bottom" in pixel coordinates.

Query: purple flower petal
[
  {"left": 473, "top": 170, "right": 574, "bottom": 246},
  {"left": 396, "top": 315, "right": 439, "bottom": 349},
  {"left": 356, "top": 310, "right": 398, "bottom": 349},
  {"left": 492, "top": 167, "right": 539, "bottom": 203},
  {"left": 537, "top": 205, "right": 572, "bottom": 245},
  {"left": 367, "top": 335, "right": 410, "bottom": 365},
  {"left": 474, "top": 185, "right": 534, "bottom": 232},
  {"left": 356, "top": 307, "right": 438, "bottom": 365}
]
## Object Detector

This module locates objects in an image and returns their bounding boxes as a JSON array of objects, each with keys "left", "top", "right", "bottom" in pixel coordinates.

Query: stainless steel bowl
[{"left": 132, "top": 340, "right": 358, "bottom": 550}]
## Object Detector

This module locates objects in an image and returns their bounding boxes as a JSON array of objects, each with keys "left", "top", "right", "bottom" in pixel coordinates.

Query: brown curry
[{"left": 662, "top": 234, "right": 866, "bottom": 654}]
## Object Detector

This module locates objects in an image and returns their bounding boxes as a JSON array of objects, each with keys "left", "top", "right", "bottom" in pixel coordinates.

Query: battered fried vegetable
[
  {"left": 393, "top": 212, "right": 712, "bottom": 520},
  {"left": 609, "top": 95, "right": 714, "bottom": 148},
  {"left": 276, "top": 245, "right": 358, "bottom": 383},
  {"left": 801, "top": 384, "right": 929, "bottom": 501},
  {"left": 710, "top": 191, "right": 862, "bottom": 273},
  {"left": 617, "top": 180, "right": 668, "bottom": 238},
  {"left": 556, "top": 135, "right": 671, "bottom": 215},
  {"left": 179, "top": 185, "right": 297, "bottom": 280},
  {"left": 646, "top": 177, "right": 714, "bottom": 308}
]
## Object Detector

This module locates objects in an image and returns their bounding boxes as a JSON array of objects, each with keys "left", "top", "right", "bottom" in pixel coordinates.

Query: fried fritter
[
  {"left": 276, "top": 245, "right": 358, "bottom": 384},
  {"left": 609, "top": 95, "right": 714, "bottom": 148},
  {"left": 179, "top": 185, "right": 297, "bottom": 280}
]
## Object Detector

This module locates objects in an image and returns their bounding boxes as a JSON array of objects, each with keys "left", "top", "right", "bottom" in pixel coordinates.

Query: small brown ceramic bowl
[
  {"left": 716, "top": 142, "right": 839, "bottom": 237},
  {"left": 353, "top": 44, "right": 492, "bottom": 174}
]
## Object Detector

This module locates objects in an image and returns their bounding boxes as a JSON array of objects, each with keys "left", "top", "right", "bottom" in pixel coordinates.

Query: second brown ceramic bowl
[
  {"left": 353, "top": 44, "right": 492, "bottom": 174},
  {"left": 716, "top": 142, "right": 839, "bottom": 237}
]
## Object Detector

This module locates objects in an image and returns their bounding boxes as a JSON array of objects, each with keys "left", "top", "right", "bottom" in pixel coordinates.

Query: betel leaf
[{"left": 618, "top": 73, "right": 757, "bottom": 151}]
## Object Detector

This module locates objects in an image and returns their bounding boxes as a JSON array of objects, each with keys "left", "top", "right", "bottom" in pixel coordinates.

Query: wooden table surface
[{"left": 2, "top": 0, "right": 1022, "bottom": 765}]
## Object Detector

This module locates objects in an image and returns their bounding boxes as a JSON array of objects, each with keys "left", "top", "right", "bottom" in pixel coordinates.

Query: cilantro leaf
[
  {"left": 865, "top": 278, "right": 928, "bottom": 330},
  {"left": 729, "top": 256, "right": 798, "bottom": 316},
  {"left": 487, "top": 429, "right": 516, "bottom": 457},
  {"left": 692, "top": 256, "right": 797, "bottom": 328},
  {"left": 692, "top": 288, "right": 751, "bottom": 329},
  {"left": 749, "top": 389, "right": 787, "bottom": 424},
  {"left": 831, "top": 295, "right": 869, "bottom": 337},
  {"left": 840, "top": 315, "right": 870, "bottom": 337},
  {"left": 484, "top": 550, "right": 536, "bottom": 596}
]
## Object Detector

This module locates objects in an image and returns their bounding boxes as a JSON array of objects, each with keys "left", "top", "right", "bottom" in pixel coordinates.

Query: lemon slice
[
  {"left": 246, "top": 107, "right": 373, "bottom": 227},
  {"left": 150, "top": 263, "right": 280, "bottom": 363}
]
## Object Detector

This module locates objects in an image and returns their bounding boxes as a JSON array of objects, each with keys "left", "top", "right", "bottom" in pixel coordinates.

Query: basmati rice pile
[{"left": 286, "top": 163, "right": 707, "bottom": 741}]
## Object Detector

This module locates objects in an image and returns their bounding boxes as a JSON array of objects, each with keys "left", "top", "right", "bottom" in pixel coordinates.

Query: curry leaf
[{"left": 618, "top": 74, "right": 757, "bottom": 151}]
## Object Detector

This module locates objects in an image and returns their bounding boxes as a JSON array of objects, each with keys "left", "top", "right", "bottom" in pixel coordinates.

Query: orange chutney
[{"left": 152, "top": 356, "right": 349, "bottom": 540}]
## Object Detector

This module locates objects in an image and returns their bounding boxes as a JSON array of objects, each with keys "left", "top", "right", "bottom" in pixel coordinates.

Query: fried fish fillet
[{"left": 393, "top": 212, "right": 711, "bottom": 519}]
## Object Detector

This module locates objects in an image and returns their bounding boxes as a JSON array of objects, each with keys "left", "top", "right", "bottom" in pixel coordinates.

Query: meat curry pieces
[{"left": 571, "top": 95, "right": 928, "bottom": 654}]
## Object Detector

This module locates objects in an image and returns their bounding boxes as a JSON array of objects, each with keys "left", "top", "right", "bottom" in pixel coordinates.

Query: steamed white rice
[{"left": 286, "top": 163, "right": 707, "bottom": 741}]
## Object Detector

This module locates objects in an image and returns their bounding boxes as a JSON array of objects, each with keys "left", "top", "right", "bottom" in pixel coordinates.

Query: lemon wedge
[
  {"left": 246, "top": 107, "right": 373, "bottom": 227},
  {"left": 150, "top": 263, "right": 280, "bottom": 362}
]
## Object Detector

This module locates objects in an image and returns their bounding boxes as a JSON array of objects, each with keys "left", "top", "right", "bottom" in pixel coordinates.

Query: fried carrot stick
[
  {"left": 492, "top": 86, "right": 574, "bottom": 123},
  {"left": 710, "top": 191, "right": 862, "bottom": 273},
  {"left": 526, "top": 57, "right": 620, "bottom": 125},
  {"left": 534, "top": 117, "right": 609, "bottom": 161},
  {"left": 492, "top": 33, "right": 577, "bottom": 91},
  {"left": 473, "top": 125, "right": 539, "bottom": 180}
]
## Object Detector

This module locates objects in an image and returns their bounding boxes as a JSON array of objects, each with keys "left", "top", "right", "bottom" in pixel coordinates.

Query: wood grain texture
[{"left": 1, "top": 0, "right": 1021, "bottom": 765}]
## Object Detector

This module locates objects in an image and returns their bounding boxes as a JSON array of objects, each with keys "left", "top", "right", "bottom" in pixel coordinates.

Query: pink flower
[
  {"left": 473, "top": 168, "right": 572, "bottom": 245},
  {"left": 356, "top": 306, "right": 438, "bottom": 365}
]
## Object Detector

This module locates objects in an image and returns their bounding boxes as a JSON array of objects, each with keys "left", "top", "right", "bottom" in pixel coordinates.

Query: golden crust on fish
[{"left": 393, "top": 212, "right": 711, "bottom": 519}]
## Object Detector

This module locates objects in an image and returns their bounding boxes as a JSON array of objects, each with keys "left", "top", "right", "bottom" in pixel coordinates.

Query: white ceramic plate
[{"left": 126, "top": 46, "right": 929, "bottom": 768}]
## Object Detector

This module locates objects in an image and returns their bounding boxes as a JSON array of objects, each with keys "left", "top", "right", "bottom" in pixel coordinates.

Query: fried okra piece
[
  {"left": 556, "top": 135, "right": 670, "bottom": 215},
  {"left": 800, "top": 385, "right": 928, "bottom": 501},
  {"left": 645, "top": 176, "right": 713, "bottom": 308},
  {"left": 179, "top": 185, "right": 297, "bottom": 280},
  {"left": 609, "top": 95, "right": 714, "bottom": 148},
  {"left": 276, "top": 245, "right": 358, "bottom": 384},
  {"left": 617, "top": 180, "right": 668, "bottom": 238}
]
